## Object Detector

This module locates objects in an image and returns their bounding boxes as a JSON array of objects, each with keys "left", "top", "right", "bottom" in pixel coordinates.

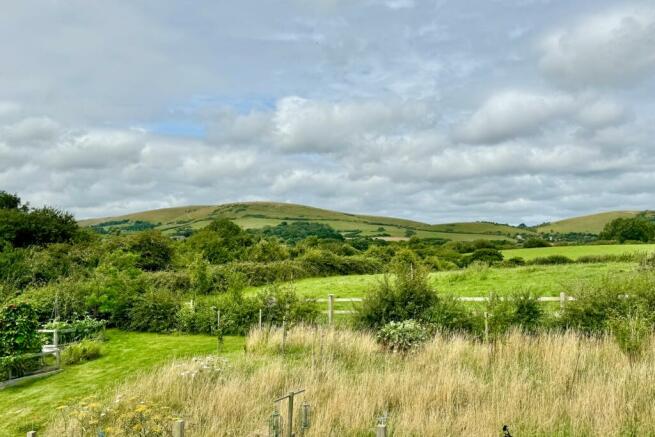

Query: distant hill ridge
[
  {"left": 79, "top": 201, "right": 653, "bottom": 241},
  {"left": 80, "top": 201, "right": 533, "bottom": 241}
]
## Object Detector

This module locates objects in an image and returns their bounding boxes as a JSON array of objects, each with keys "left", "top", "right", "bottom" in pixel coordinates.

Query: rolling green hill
[
  {"left": 535, "top": 211, "right": 653, "bottom": 234},
  {"left": 80, "top": 201, "right": 531, "bottom": 242}
]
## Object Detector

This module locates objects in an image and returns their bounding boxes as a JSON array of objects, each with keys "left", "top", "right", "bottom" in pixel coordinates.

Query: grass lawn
[
  {"left": 0, "top": 330, "right": 244, "bottom": 437},
  {"left": 502, "top": 243, "right": 655, "bottom": 260}
]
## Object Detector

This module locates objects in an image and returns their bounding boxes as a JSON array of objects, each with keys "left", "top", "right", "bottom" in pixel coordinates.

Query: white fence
[{"left": 317, "top": 292, "right": 575, "bottom": 324}]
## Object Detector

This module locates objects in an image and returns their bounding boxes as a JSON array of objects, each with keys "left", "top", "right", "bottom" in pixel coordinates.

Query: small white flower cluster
[{"left": 179, "top": 356, "right": 229, "bottom": 379}]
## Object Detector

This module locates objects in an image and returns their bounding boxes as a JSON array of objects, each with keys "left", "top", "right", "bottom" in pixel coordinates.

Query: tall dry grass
[{"left": 47, "top": 327, "right": 655, "bottom": 436}]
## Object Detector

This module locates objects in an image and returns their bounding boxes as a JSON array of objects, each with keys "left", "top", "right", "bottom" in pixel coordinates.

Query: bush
[
  {"left": 426, "top": 295, "right": 475, "bottom": 333},
  {"left": 560, "top": 274, "right": 655, "bottom": 334},
  {"left": 356, "top": 255, "right": 437, "bottom": 329},
  {"left": 608, "top": 311, "right": 652, "bottom": 362},
  {"left": 528, "top": 255, "right": 573, "bottom": 265},
  {"left": 465, "top": 248, "right": 504, "bottom": 266},
  {"left": 61, "top": 339, "right": 103, "bottom": 365},
  {"left": 377, "top": 320, "right": 430, "bottom": 353},
  {"left": 523, "top": 238, "right": 551, "bottom": 248},
  {"left": 0, "top": 302, "right": 42, "bottom": 356},
  {"left": 484, "top": 291, "right": 544, "bottom": 338},
  {"left": 502, "top": 257, "right": 526, "bottom": 267},
  {"left": 128, "top": 290, "right": 180, "bottom": 332}
]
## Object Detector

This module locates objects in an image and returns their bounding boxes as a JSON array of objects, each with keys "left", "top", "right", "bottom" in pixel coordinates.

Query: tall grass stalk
[{"left": 47, "top": 326, "right": 655, "bottom": 436}]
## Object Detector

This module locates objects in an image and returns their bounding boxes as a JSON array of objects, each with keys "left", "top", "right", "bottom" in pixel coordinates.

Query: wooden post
[
  {"left": 560, "top": 292, "right": 567, "bottom": 310},
  {"left": 484, "top": 312, "right": 489, "bottom": 343},
  {"left": 287, "top": 391, "right": 295, "bottom": 437},
  {"left": 53, "top": 329, "right": 59, "bottom": 349},
  {"left": 173, "top": 419, "right": 185, "bottom": 437},
  {"left": 259, "top": 309, "right": 263, "bottom": 329},
  {"left": 281, "top": 317, "right": 287, "bottom": 354},
  {"left": 327, "top": 294, "right": 335, "bottom": 325},
  {"left": 27, "top": 432, "right": 37, "bottom": 437},
  {"left": 376, "top": 424, "right": 387, "bottom": 437},
  {"left": 55, "top": 350, "right": 61, "bottom": 369}
]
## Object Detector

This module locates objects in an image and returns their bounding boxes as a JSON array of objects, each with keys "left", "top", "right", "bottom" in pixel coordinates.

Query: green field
[
  {"left": 250, "top": 262, "right": 638, "bottom": 301},
  {"left": 535, "top": 211, "right": 648, "bottom": 234},
  {"left": 502, "top": 244, "right": 655, "bottom": 260},
  {"left": 0, "top": 330, "right": 243, "bottom": 437},
  {"left": 80, "top": 201, "right": 530, "bottom": 241}
]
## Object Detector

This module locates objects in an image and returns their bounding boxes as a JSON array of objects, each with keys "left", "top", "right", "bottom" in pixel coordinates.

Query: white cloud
[
  {"left": 454, "top": 90, "right": 576, "bottom": 143},
  {"left": 539, "top": 7, "right": 655, "bottom": 88}
]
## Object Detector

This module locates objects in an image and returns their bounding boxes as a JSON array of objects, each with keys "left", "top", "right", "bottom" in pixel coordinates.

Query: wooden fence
[{"left": 317, "top": 292, "right": 576, "bottom": 324}]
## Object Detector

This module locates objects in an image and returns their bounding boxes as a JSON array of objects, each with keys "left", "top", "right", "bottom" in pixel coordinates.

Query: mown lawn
[
  {"left": 0, "top": 330, "right": 244, "bottom": 437},
  {"left": 502, "top": 243, "right": 655, "bottom": 260}
]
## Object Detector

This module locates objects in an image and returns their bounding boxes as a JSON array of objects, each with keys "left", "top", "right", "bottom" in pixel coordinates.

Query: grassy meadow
[
  {"left": 0, "top": 330, "right": 243, "bottom": 437},
  {"left": 502, "top": 243, "right": 655, "bottom": 260},
  {"left": 45, "top": 326, "right": 655, "bottom": 436},
  {"left": 249, "top": 261, "right": 638, "bottom": 299}
]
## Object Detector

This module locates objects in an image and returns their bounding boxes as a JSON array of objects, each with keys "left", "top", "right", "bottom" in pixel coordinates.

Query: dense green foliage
[
  {"left": 261, "top": 221, "right": 344, "bottom": 243},
  {"left": 600, "top": 217, "right": 655, "bottom": 243},
  {"left": 376, "top": 319, "right": 429, "bottom": 353}
]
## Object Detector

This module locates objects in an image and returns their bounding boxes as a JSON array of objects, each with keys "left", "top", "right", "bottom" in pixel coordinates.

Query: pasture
[
  {"left": 502, "top": 243, "right": 655, "bottom": 260},
  {"left": 249, "top": 261, "right": 638, "bottom": 299}
]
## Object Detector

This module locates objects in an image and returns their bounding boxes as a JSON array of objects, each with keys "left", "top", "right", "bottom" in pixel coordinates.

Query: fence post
[
  {"left": 259, "top": 309, "right": 263, "bottom": 329},
  {"left": 376, "top": 424, "right": 387, "bottom": 437},
  {"left": 27, "top": 432, "right": 37, "bottom": 437},
  {"left": 53, "top": 329, "right": 59, "bottom": 349},
  {"left": 483, "top": 312, "right": 489, "bottom": 343},
  {"left": 286, "top": 391, "right": 295, "bottom": 437},
  {"left": 173, "top": 419, "right": 185, "bottom": 437},
  {"left": 327, "top": 294, "right": 335, "bottom": 325},
  {"left": 55, "top": 350, "right": 61, "bottom": 369},
  {"left": 560, "top": 292, "right": 567, "bottom": 310},
  {"left": 281, "top": 317, "right": 287, "bottom": 354}
]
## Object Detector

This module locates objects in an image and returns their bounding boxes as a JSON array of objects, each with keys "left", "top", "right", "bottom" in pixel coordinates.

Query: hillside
[
  {"left": 535, "top": 211, "right": 649, "bottom": 234},
  {"left": 80, "top": 201, "right": 530, "bottom": 241}
]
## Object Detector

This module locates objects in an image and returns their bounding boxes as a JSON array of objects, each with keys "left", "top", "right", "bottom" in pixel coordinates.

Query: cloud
[
  {"left": 539, "top": 7, "right": 655, "bottom": 89},
  {"left": 272, "top": 96, "right": 430, "bottom": 153},
  {"left": 1, "top": 0, "right": 655, "bottom": 225},
  {"left": 454, "top": 90, "right": 629, "bottom": 144}
]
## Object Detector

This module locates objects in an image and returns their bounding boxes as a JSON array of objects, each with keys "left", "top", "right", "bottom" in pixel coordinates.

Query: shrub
[
  {"left": 484, "top": 291, "right": 544, "bottom": 338},
  {"left": 528, "top": 255, "right": 573, "bottom": 265},
  {"left": 465, "top": 248, "right": 504, "bottom": 266},
  {"left": 560, "top": 274, "right": 655, "bottom": 334},
  {"left": 608, "top": 311, "right": 652, "bottom": 363},
  {"left": 426, "top": 295, "right": 475, "bottom": 333},
  {"left": 523, "top": 238, "right": 551, "bottom": 248},
  {"left": 61, "top": 339, "right": 103, "bottom": 365},
  {"left": 0, "top": 302, "right": 42, "bottom": 356},
  {"left": 377, "top": 320, "right": 430, "bottom": 353},
  {"left": 128, "top": 290, "right": 181, "bottom": 332},
  {"left": 356, "top": 256, "right": 437, "bottom": 329},
  {"left": 502, "top": 257, "right": 526, "bottom": 267}
]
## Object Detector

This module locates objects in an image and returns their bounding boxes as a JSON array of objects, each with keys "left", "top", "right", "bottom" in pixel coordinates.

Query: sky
[{"left": 1, "top": 0, "right": 654, "bottom": 225}]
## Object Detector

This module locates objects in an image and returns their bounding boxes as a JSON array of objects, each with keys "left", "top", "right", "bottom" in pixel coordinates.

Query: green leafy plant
[
  {"left": 377, "top": 320, "right": 430, "bottom": 353},
  {"left": 608, "top": 311, "right": 652, "bottom": 363},
  {"left": 61, "top": 339, "right": 103, "bottom": 365}
]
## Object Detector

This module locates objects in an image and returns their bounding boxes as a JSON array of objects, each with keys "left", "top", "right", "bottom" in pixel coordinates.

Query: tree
[
  {"left": 0, "top": 191, "right": 23, "bottom": 210},
  {"left": 0, "top": 206, "right": 79, "bottom": 248},
  {"left": 186, "top": 218, "right": 254, "bottom": 264},
  {"left": 599, "top": 217, "right": 655, "bottom": 243},
  {"left": 129, "top": 230, "right": 173, "bottom": 271}
]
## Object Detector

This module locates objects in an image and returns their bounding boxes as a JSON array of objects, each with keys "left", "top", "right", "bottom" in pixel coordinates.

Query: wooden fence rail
[{"left": 318, "top": 292, "right": 576, "bottom": 323}]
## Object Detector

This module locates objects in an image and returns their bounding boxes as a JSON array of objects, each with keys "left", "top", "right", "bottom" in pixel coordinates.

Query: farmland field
[
  {"left": 502, "top": 243, "right": 655, "bottom": 260},
  {"left": 249, "top": 262, "right": 638, "bottom": 299},
  {"left": 0, "top": 330, "right": 243, "bottom": 437}
]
